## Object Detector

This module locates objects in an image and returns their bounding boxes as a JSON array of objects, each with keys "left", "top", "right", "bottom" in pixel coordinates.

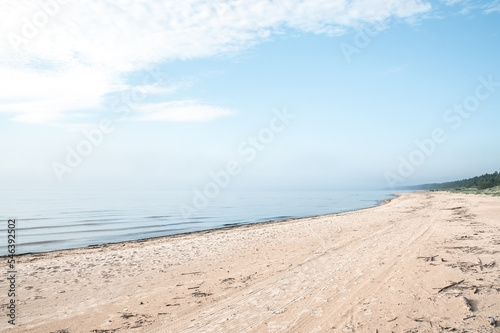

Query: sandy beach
[{"left": 1, "top": 191, "right": 500, "bottom": 332}]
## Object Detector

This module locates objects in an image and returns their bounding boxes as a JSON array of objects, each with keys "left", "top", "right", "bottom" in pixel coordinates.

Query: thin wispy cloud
[
  {"left": 483, "top": 1, "right": 500, "bottom": 14},
  {"left": 440, "top": 0, "right": 463, "bottom": 5},
  {"left": 0, "top": 0, "right": 432, "bottom": 125},
  {"left": 130, "top": 100, "right": 234, "bottom": 122},
  {"left": 439, "top": 0, "right": 500, "bottom": 14}
]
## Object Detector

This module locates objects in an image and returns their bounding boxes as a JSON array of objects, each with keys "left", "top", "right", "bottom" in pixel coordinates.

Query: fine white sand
[{"left": 2, "top": 191, "right": 499, "bottom": 332}]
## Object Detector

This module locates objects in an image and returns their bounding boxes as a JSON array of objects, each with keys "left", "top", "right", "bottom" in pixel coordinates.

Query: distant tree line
[{"left": 412, "top": 171, "right": 500, "bottom": 190}]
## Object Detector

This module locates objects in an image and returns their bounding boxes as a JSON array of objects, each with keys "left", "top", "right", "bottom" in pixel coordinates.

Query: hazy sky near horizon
[{"left": 1, "top": 0, "right": 499, "bottom": 191}]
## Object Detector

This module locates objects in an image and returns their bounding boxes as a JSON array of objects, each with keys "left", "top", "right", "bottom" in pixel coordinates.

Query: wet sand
[{"left": 1, "top": 191, "right": 499, "bottom": 332}]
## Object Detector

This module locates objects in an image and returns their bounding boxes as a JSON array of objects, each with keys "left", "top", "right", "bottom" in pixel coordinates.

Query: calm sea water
[{"left": 0, "top": 190, "right": 398, "bottom": 255}]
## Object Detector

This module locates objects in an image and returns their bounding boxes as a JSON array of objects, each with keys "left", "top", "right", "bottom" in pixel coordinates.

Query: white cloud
[
  {"left": 0, "top": 0, "right": 432, "bottom": 125},
  {"left": 131, "top": 100, "right": 234, "bottom": 122},
  {"left": 0, "top": 65, "right": 121, "bottom": 124}
]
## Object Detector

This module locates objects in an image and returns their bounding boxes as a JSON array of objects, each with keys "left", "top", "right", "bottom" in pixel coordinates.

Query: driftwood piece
[
  {"left": 460, "top": 296, "right": 473, "bottom": 312},
  {"left": 435, "top": 279, "right": 465, "bottom": 293}
]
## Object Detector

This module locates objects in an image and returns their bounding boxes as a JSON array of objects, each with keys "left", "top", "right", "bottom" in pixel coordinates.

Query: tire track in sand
[{"left": 147, "top": 205, "right": 429, "bottom": 333}]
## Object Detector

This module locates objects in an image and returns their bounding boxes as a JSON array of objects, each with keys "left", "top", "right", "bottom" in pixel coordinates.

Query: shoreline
[
  {"left": 2, "top": 191, "right": 499, "bottom": 332},
  {"left": 6, "top": 192, "right": 401, "bottom": 258}
]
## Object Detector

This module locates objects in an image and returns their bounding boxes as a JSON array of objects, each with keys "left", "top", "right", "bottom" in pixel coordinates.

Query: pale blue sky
[{"left": 1, "top": 0, "right": 499, "bottom": 191}]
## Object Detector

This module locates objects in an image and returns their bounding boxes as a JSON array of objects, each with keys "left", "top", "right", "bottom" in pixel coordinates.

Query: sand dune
[{"left": 1, "top": 191, "right": 499, "bottom": 332}]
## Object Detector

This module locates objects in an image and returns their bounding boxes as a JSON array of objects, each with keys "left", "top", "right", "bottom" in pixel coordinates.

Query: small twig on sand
[
  {"left": 181, "top": 271, "right": 203, "bottom": 275},
  {"left": 406, "top": 316, "right": 432, "bottom": 327},
  {"left": 406, "top": 316, "right": 426, "bottom": 322},
  {"left": 484, "top": 261, "right": 496, "bottom": 268},
  {"left": 387, "top": 317, "right": 397, "bottom": 322},
  {"left": 417, "top": 255, "right": 438, "bottom": 262},
  {"left": 435, "top": 279, "right": 465, "bottom": 293},
  {"left": 419, "top": 286, "right": 431, "bottom": 295}
]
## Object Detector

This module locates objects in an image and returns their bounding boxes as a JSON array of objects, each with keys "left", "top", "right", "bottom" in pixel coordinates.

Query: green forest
[{"left": 412, "top": 171, "right": 500, "bottom": 190}]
